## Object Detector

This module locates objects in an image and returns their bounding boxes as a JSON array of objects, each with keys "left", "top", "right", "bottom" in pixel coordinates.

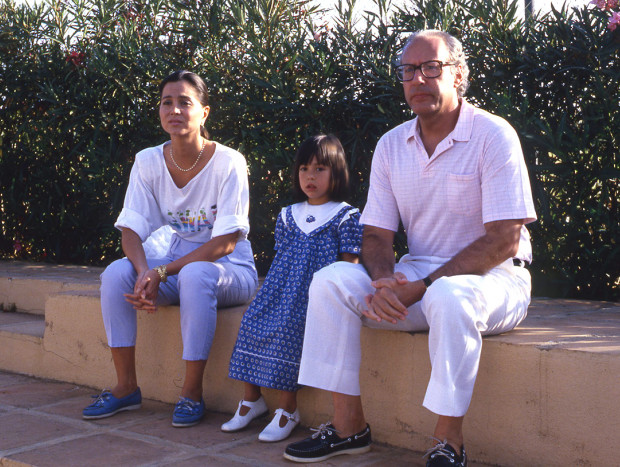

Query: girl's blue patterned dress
[{"left": 228, "top": 203, "right": 363, "bottom": 391}]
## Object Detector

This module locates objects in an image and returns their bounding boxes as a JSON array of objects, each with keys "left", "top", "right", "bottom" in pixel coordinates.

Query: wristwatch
[{"left": 422, "top": 276, "right": 433, "bottom": 288}]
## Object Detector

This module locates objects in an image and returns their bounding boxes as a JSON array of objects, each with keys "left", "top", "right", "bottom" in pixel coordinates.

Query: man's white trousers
[{"left": 297, "top": 257, "right": 531, "bottom": 417}]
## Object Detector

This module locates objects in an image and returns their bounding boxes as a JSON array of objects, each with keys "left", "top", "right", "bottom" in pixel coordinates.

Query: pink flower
[
  {"left": 608, "top": 11, "right": 620, "bottom": 30},
  {"left": 65, "top": 50, "right": 86, "bottom": 67},
  {"left": 591, "top": 0, "right": 618, "bottom": 9}
]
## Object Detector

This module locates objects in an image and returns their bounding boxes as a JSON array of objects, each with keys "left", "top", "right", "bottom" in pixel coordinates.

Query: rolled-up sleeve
[
  {"left": 211, "top": 155, "right": 251, "bottom": 239},
  {"left": 114, "top": 158, "right": 163, "bottom": 241}
]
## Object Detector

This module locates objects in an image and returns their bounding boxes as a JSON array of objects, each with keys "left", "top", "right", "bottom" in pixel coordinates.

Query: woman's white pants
[{"left": 297, "top": 257, "right": 531, "bottom": 417}]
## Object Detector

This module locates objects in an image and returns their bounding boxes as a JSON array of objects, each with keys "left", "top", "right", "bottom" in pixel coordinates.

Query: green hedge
[{"left": 1, "top": 0, "right": 618, "bottom": 300}]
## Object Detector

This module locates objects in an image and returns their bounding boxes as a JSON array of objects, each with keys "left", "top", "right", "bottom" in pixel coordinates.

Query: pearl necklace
[{"left": 169, "top": 140, "right": 207, "bottom": 172}]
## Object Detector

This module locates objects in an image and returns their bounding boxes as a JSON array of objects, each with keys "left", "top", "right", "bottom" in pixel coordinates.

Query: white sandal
[
  {"left": 258, "top": 408, "right": 300, "bottom": 442},
  {"left": 221, "top": 396, "right": 269, "bottom": 432}
]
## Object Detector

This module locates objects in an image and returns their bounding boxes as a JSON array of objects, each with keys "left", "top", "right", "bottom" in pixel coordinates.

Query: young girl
[{"left": 223, "top": 134, "right": 363, "bottom": 442}]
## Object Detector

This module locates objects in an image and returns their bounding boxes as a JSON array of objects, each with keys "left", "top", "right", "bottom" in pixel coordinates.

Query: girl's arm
[
  {"left": 340, "top": 252, "right": 359, "bottom": 264},
  {"left": 338, "top": 208, "right": 363, "bottom": 265}
]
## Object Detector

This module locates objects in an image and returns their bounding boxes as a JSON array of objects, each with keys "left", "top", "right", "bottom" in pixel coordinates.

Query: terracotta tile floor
[{"left": 0, "top": 370, "right": 461, "bottom": 467}]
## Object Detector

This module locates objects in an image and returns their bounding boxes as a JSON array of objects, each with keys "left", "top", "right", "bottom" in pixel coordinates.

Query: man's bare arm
[
  {"left": 428, "top": 219, "right": 523, "bottom": 282},
  {"left": 366, "top": 219, "right": 525, "bottom": 323},
  {"left": 360, "top": 225, "right": 396, "bottom": 281},
  {"left": 361, "top": 225, "right": 411, "bottom": 323}
]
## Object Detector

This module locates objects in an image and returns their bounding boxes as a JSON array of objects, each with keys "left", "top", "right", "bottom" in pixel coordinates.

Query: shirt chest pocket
[{"left": 446, "top": 173, "right": 482, "bottom": 216}]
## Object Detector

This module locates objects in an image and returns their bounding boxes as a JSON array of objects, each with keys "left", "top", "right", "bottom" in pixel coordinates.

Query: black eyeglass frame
[{"left": 395, "top": 60, "right": 457, "bottom": 81}]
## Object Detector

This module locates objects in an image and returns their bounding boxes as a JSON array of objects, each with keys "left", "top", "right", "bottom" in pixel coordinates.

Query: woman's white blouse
[{"left": 115, "top": 141, "right": 254, "bottom": 266}]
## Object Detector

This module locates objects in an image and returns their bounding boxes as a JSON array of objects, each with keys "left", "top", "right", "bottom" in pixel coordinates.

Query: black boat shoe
[
  {"left": 284, "top": 422, "right": 371, "bottom": 463},
  {"left": 425, "top": 438, "right": 467, "bottom": 466}
]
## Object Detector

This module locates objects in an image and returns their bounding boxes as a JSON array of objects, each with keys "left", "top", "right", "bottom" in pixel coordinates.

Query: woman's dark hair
[
  {"left": 292, "top": 134, "right": 350, "bottom": 202},
  {"left": 159, "top": 70, "right": 210, "bottom": 139}
]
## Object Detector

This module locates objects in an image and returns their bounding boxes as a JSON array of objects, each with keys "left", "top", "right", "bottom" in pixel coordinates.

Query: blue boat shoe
[
  {"left": 82, "top": 388, "right": 142, "bottom": 419},
  {"left": 172, "top": 397, "right": 205, "bottom": 427}
]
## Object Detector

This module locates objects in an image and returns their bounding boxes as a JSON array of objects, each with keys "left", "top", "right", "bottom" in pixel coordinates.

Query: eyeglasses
[{"left": 395, "top": 60, "right": 457, "bottom": 81}]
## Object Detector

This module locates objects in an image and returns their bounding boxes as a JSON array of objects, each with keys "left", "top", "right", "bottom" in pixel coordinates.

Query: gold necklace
[{"left": 169, "top": 140, "right": 207, "bottom": 172}]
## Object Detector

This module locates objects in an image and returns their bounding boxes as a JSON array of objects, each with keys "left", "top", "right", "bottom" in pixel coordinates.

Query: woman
[{"left": 82, "top": 70, "right": 258, "bottom": 427}]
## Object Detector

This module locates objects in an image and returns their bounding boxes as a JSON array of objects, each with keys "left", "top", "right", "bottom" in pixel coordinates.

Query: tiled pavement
[{"left": 0, "top": 371, "right": 440, "bottom": 467}]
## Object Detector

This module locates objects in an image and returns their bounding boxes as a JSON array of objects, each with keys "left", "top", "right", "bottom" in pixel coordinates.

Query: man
[{"left": 283, "top": 30, "right": 536, "bottom": 466}]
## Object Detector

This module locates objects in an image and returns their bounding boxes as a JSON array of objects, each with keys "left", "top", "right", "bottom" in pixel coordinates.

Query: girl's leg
[
  {"left": 221, "top": 382, "right": 268, "bottom": 432},
  {"left": 244, "top": 382, "right": 262, "bottom": 401},
  {"left": 238, "top": 382, "right": 262, "bottom": 416},
  {"left": 258, "top": 390, "right": 300, "bottom": 442},
  {"left": 276, "top": 390, "right": 297, "bottom": 426}
]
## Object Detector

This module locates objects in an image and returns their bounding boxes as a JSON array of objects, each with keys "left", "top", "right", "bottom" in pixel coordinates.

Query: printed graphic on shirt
[{"left": 167, "top": 205, "right": 217, "bottom": 232}]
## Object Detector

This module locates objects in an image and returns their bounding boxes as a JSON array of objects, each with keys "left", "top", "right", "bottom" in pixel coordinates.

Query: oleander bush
[{"left": 0, "top": 0, "right": 618, "bottom": 299}]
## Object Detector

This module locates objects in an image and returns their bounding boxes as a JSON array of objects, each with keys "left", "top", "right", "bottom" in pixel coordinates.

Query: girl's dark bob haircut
[
  {"left": 159, "top": 70, "right": 210, "bottom": 139},
  {"left": 292, "top": 134, "right": 349, "bottom": 202}
]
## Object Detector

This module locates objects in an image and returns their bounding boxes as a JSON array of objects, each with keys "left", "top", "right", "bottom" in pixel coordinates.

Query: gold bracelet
[{"left": 153, "top": 264, "right": 167, "bottom": 283}]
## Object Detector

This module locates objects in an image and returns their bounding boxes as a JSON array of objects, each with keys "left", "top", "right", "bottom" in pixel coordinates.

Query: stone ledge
[
  {"left": 0, "top": 261, "right": 619, "bottom": 465},
  {"left": 0, "top": 261, "right": 102, "bottom": 316},
  {"left": 0, "top": 312, "right": 44, "bottom": 337},
  {"left": 498, "top": 298, "right": 620, "bottom": 353}
]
